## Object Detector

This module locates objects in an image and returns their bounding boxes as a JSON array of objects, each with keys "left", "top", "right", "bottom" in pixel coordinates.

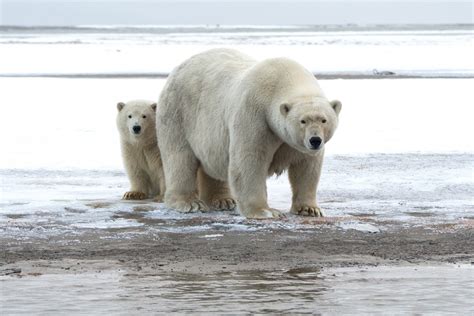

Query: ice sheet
[{"left": 0, "top": 26, "right": 472, "bottom": 76}]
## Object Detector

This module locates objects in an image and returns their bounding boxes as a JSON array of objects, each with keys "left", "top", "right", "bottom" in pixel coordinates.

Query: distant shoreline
[
  {"left": 1, "top": 24, "right": 473, "bottom": 34},
  {"left": 1, "top": 73, "right": 473, "bottom": 80}
]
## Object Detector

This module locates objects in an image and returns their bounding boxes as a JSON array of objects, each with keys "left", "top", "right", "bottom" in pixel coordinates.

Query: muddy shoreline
[{"left": 2, "top": 225, "right": 473, "bottom": 275}]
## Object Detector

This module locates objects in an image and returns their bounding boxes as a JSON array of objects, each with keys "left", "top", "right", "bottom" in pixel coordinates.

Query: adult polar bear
[{"left": 157, "top": 49, "right": 341, "bottom": 219}]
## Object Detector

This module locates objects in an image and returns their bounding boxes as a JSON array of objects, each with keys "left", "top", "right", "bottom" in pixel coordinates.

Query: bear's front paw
[
  {"left": 168, "top": 199, "right": 209, "bottom": 213},
  {"left": 211, "top": 197, "right": 236, "bottom": 211},
  {"left": 122, "top": 191, "right": 147, "bottom": 200},
  {"left": 244, "top": 208, "right": 286, "bottom": 220},
  {"left": 291, "top": 205, "right": 324, "bottom": 217}
]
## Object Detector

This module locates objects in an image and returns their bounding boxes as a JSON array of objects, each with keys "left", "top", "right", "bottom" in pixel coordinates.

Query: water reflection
[
  {"left": 1, "top": 264, "right": 472, "bottom": 314},
  {"left": 121, "top": 267, "right": 327, "bottom": 314}
]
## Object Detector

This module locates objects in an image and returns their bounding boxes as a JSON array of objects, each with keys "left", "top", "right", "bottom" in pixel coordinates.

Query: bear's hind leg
[
  {"left": 159, "top": 142, "right": 208, "bottom": 213},
  {"left": 152, "top": 167, "right": 166, "bottom": 203},
  {"left": 198, "top": 168, "right": 236, "bottom": 211}
]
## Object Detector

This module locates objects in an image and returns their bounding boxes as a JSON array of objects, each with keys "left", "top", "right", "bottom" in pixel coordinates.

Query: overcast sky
[{"left": 1, "top": 0, "right": 473, "bottom": 26}]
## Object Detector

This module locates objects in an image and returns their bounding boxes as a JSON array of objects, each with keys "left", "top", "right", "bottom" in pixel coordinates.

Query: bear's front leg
[
  {"left": 289, "top": 153, "right": 324, "bottom": 217},
  {"left": 123, "top": 167, "right": 148, "bottom": 200},
  {"left": 229, "top": 134, "right": 284, "bottom": 219}
]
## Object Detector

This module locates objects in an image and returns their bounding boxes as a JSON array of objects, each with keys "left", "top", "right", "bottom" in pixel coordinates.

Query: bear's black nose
[
  {"left": 309, "top": 136, "right": 322, "bottom": 149},
  {"left": 133, "top": 125, "right": 141, "bottom": 134}
]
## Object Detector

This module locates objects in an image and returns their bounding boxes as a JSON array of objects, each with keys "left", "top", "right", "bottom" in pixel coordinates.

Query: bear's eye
[
  {"left": 322, "top": 119, "right": 327, "bottom": 123},
  {"left": 300, "top": 120, "right": 306, "bottom": 124},
  {"left": 142, "top": 115, "right": 146, "bottom": 119},
  {"left": 128, "top": 115, "right": 132, "bottom": 119}
]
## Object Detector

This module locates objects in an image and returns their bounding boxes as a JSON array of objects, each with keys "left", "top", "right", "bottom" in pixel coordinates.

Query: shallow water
[{"left": 1, "top": 264, "right": 472, "bottom": 314}]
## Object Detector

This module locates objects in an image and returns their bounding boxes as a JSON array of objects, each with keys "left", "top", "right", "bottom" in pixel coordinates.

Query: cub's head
[
  {"left": 116, "top": 100, "right": 157, "bottom": 143},
  {"left": 279, "top": 98, "right": 341, "bottom": 155}
]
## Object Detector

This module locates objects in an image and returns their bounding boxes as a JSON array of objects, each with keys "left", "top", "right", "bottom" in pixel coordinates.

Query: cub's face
[
  {"left": 116, "top": 100, "right": 157, "bottom": 143},
  {"left": 280, "top": 99, "right": 341, "bottom": 155}
]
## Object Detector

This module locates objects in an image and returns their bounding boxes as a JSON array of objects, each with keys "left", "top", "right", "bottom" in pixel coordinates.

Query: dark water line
[
  {"left": 1, "top": 73, "right": 473, "bottom": 80},
  {"left": 1, "top": 24, "right": 473, "bottom": 34}
]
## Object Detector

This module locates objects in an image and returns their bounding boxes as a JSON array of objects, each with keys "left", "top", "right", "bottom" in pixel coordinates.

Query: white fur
[
  {"left": 156, "top": 49, "right": 341, "bottom": 218},
  {"left": 116, "top": 100, "right": 165, "bottom": 201}
]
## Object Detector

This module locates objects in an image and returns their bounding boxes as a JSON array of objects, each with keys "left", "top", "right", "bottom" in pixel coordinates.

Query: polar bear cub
[
  {"left": 156, "top": 48, "right": 341, "bottom": 219},
  {"left": 116, "top": 100, "right": 165, "bottom": 201}
]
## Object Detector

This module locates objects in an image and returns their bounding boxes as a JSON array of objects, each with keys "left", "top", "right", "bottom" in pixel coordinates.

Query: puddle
[
  {"left": 4, "top": 214, "right": 27, "bottom": 219},
  {"left": 405, "top": 211, "right": 434, "bottom": 217},
  {"left": 64, "top": 206, "right": 87, "bottom": 214},
  {"left": 1, "top": 264, "right": 472, "bottom": 314}
]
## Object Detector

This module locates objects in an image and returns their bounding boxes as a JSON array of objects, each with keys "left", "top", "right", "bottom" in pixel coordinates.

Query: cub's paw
[
  {"left": 122, "top": 191, "right": 147, "bottom": 200},
  {"left": 291, "top": 205, "right": 324, "bottom": 217},
  {"left": 211, "top": 197, "right": 236, "bottom": 211},
  {"left": 244, "top": 208, "right": 286, "bottom": 220},
  {"left": 168, "top": 199, "right": 209, "bottom": 213}
]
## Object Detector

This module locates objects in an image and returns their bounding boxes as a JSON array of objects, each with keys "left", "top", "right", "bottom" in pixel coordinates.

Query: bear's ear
[
  {"left": 330, "top": 100, "right": 342, "bottom": 116},
  {"left": 280, "top": 103, "right": 292, "bottom": 116},
  {"left": 151, "top": 103, "right": 157, "bottom": 112},
  {"left": 117, "top": 102, "right": 126, "bottom": 111}
]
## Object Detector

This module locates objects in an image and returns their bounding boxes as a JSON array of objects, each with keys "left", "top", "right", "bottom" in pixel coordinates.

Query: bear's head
[
  {"left": 279, "top": 97, "right": 341, "bottom": 155},
  {"left": 116, "top": 100, "right": 157, "bottom": 144}
]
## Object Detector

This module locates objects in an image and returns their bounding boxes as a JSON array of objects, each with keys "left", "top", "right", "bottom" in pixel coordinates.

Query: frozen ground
[{"left": 1, "top": 151, "right": 472, "bottom": 240}]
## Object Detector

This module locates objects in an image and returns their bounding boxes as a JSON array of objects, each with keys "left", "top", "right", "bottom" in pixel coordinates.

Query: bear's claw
[
  {"left": 122, "top": 191, "right": 147, "bottom": 200},
  {"left": 211, "top": 198, "right": 236, "bottom": 211},
  {"left": 291, "top": 205, "right": 324, "bottom": 217},
  {"left": 189, "top": 200, "right": 208, "bottom": 212}
]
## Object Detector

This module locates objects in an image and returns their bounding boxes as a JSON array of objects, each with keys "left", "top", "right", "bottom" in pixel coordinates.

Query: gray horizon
[{"left": 0, "top": 0, "right": 473, "bottom": 26}]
